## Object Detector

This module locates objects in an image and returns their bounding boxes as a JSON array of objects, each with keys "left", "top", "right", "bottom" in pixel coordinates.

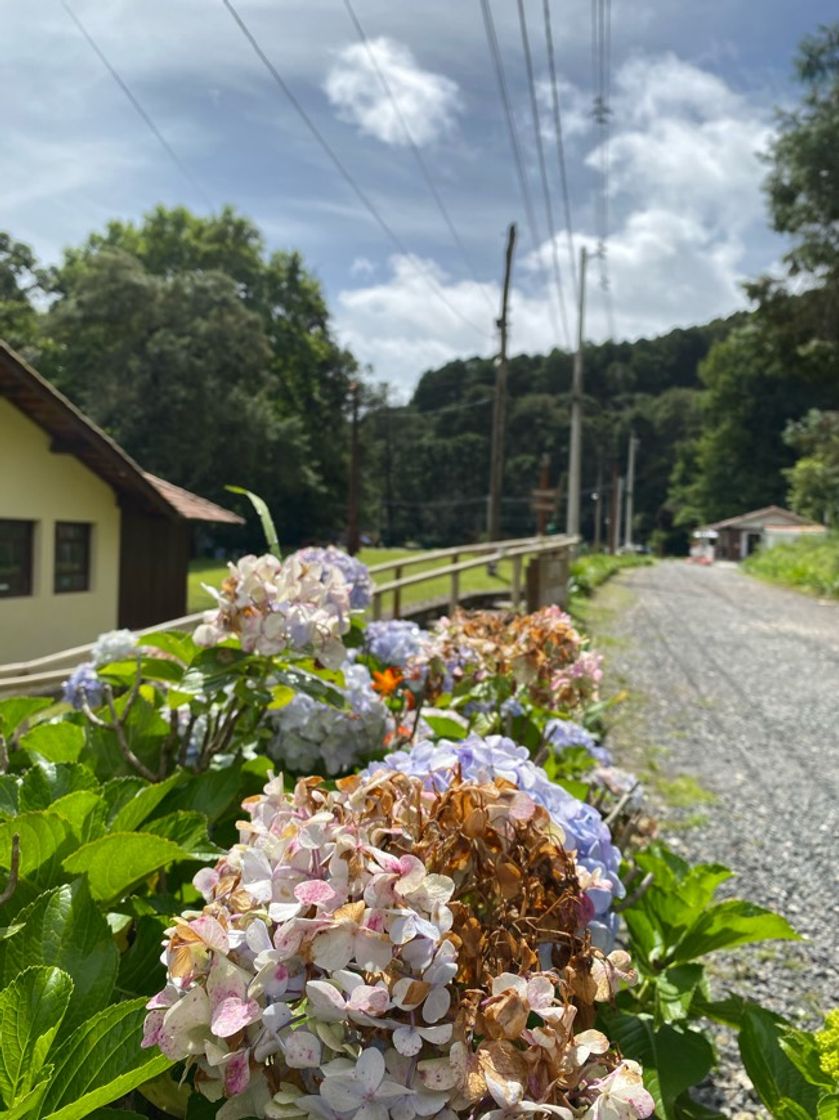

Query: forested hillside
[{"left": 362, "top": 317, "right": 742, "bottom": 551}]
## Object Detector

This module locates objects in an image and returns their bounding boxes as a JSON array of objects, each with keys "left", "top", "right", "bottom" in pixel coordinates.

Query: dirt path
[{"left": 590, "top": 560, "right": 839, "bottom": 1115}]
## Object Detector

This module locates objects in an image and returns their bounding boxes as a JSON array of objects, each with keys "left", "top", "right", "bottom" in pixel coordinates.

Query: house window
[
  {"left": 0, "top": 520, "right": 34, "bottom": 598},
  {"left": 54, "top": 522, "right": 92, "bottom": 593}
]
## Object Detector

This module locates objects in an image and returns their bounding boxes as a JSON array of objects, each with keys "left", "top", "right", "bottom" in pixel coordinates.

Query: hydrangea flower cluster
[
  {"left": 90, "top": 628, "right": 139, "bottom": 666},
  {"left": 268, "top": 663, "right": 392, "bottom": 776},
  {"left": 363, "top": 620, "right": 430, "bottom": 671},
  {"left": 544, "top": 719, "right": 612, "bottom": 766},
  {"left": 430, "top": 608, "right": 601, "bottom": 713},
  {"left": 295, "top": 547, "right": 374, "bottom": 611},
  {"left": 61, "top": 662, "right": 103, "bottom": 710},
  {"left": 143, "top": 771, "right": 652, "bottom": 1120},
  {"left": 370, "top": 735, "right": 625, "bottom": 951},
  {"left": 194, "top": 554, "right": 351, "bottom": 668}
]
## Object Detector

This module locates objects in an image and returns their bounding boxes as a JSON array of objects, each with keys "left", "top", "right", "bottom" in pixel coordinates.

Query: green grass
[
  {"left": 187, "top": 548, "right": 517, "bottom": 614},
  {"left": 742, "top": 533, "right": 839, "bottom": 598}
]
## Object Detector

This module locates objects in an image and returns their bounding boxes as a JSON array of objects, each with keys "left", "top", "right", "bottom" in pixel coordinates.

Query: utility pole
[
  {"left": 608, "top": 461, "right": 619, "bottom": 554},
  {"left": 566, "top": 246, "right": 588, "bottom": 537},
  {"left": 615, "top": 475, "right": 624, "bottom": 553},
  {"left": 383, "top": 388, "right": 394, "bottom": 546},
  {"left": 487, "top": 223, "right": 517, "bottom": 543},
  {"left": 624, "top": 433, "right": 639, "bottom": 550},
  {"left": 593, "top": 455, "right": 603, "bottom": 551},
  {"left": 347, "top": 381, "right": 361, "bottom": 555}
]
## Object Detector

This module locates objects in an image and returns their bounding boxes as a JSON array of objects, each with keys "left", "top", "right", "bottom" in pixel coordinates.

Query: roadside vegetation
[{"left": 743, "top": 533, "right": 839, "bottom": 598}]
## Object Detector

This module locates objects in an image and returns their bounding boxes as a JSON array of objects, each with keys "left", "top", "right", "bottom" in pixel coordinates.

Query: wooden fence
[{"left": 0, "top": 534, "right": 577, "bottom": 696}]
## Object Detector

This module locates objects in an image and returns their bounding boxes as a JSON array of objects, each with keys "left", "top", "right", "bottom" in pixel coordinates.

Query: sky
[{"left": 3, "top": 0, "right": 834, "bottom": 397}]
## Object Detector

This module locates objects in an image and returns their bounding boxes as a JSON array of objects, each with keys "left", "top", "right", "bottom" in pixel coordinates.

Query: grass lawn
[{"left": 187, "top": 548, "right": 517, "bottom": 614}]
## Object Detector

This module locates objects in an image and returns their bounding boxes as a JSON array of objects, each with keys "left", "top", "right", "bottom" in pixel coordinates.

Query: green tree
[
  {"left": 0, "top": 233, "right": 44, "bottom": 350},
  {"left": 40, "top": 248, "right": 320, "bottom": 541},
  {"left": 42, "top": 206, "right": 360, "bottom": 541},
  {"left": 784, "top": 409, "right": 839, "bottom": 523}
]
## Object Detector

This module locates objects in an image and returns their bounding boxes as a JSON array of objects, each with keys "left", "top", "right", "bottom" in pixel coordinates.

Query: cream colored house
[{"left": 0, "top": 342, "right": 242, "bottom": 663}]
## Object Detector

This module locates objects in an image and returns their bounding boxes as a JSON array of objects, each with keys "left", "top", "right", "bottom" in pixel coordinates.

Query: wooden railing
[
  {"left": 0, "top": 534, "right": 577, "bottom": 695},
  {"left": 368, "top": 533, "right": 578, "bottom": 619}
]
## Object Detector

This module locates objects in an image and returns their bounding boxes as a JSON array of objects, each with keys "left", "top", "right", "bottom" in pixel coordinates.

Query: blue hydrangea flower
[
  {"left": 269, "top": 663, "right": 391, "bottom": 776},
  {"left": 363, "top": 619, "right": 427, "bottom": 668},
  {"left": 62, "top": 662, "right": 104, "bottom": 710},
  {"left": 500, "top": 697, "right": 525, "bottom": 719},
  {"left": 90, "top": 628, "right": 138, "bottom": 667},
  {"left": 295, "top": 546, "right": 374, "bottom": 610},
  {"left": 544, "top": 717, "right": 613, "bottom": 765},
  {"left": 365, "top": 733, "right": 624, "bottom": 950}
]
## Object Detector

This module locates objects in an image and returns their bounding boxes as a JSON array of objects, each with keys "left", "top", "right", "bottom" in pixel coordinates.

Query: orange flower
[{"left": 372, "top": 667, "right": 403, "bottom": 696}]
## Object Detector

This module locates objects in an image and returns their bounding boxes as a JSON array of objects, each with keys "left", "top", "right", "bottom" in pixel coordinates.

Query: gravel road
[{"left": 596, "top": 560, "right": 839, "bottom": 1117}]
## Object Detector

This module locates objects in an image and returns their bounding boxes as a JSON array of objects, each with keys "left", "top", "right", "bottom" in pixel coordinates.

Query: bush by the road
[
  {"left": 743, "top": 533, "right": 839, "bottom": 598},
  {"left": 571, "top": 550, "right": 654, "bottom": 598}
]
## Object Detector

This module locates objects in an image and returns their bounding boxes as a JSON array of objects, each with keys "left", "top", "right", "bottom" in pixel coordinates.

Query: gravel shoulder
[{"left": 588, "top": 560, "right": 839, "bottom": 1116}]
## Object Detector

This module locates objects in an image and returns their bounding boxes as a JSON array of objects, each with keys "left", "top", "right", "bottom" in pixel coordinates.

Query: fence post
[
  {"left": 393, "top": 565, "right": 402, "bottom": 619},
  {"left": 450, "top": 555, "right": 460, "bottom": 614},
  {"left": 372, "top": 592, "right": 382, "bottom": 621},
  {"left": 512, "top": 554, "right": 522, "bottom": 608}
]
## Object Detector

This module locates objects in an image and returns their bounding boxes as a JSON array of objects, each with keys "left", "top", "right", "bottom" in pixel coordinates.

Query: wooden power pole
[
  {"left": 566, "top": 246, "right": 588, "bottom": 537},
  {"left": 347, "top": 381, "right": 361, "bottom": 555},
  {"left": 487, "top": 223, "right": 517, "bottom": 542},
  {"left": 624, "top": 433, "right": 639, "bottom": 550}
]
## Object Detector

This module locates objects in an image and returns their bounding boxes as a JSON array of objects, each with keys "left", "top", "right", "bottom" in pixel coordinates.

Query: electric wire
[
  {"left": 61, "top": 0, "right": 213, "bottom": 209},
  {"left": 342, "top": 0, "right": 495, "bottom": 316},
  {"left": 591, "top": 0, "right": 615, "bottom": 337},
  {"left": 221, "top": 0, "right": 489, "bottom": 341},
  {"left": 517, "top": 0, "right": 571, "bottom": 345},
  {"left": 542, "top": 0, "right": 578, "bottom": 299},
  {"left": 479, "top": 0, "right": 565, "bottom": 348}
]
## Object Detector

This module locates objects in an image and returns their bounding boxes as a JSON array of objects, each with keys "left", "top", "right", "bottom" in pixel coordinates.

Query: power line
[
  {"left": 591, "top": 0, "right": 615, "bottom": 337},
  {"left": 342, "top": 0, "right": 495, "bottom": 316},
  {"left": 62, "top": 1, "right": 214, "bottom": 210},
  {"left": 221, "top": 0, "right": 489, "bottom": 340},
  {"left": 542, "top": 0, "right": 578, "bottom": 299},
  {"left": 516, "top": 0, "right": 570, "bottom": 345},
  {"left": 479, "top": 0, "right": 565, "bottom": 349}
]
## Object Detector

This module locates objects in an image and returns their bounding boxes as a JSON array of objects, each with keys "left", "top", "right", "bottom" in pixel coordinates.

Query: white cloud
[
  {"left": 350, "top": 255, "right": 377, "bottom": 277},
  {"left": 324, "top": 37, "right": 461, "bottom": 146}
]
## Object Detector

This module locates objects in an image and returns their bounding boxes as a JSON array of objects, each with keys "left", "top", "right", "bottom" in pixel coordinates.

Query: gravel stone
[{"left": 594, "top": 560, "right": 839, "bottom": 1116}]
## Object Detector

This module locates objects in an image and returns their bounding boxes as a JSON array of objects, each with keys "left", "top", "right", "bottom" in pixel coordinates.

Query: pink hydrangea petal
[
  {"left": 211, "top": 996, "right": 261, "bottom": 1038},
  {"left": 294, "top": 879, "right": 337, "bottom": 906}
]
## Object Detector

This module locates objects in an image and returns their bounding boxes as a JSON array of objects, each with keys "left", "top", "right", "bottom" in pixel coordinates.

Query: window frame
[
  {"left": 0, "top": 519, "right": 35, "bottom": 599},
  {"left": 54, "top": 521, "right": 92, "bottom": 594}
]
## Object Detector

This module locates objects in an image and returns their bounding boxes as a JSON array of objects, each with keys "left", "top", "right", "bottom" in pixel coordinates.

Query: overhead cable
[
  {"left": 221, "top": 0, "right": 489, "bottom": 340},
  {"left": 61, "top": 0, "right": 213, "bottom": 209},
  {"left": 517, "top": 0, "right": 571, "bottom": 345},
  {"left": 542, "top": 0, "right": 578, "bottom": 299},
  {"left": 479, "top": 0, "right": 565, "bottom": 348},
  {"left": 342, "top": 0, "right": 495, "bottom": 315}
]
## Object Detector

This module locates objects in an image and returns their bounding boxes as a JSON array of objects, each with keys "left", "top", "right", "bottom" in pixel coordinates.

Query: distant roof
[
  {"left": 0, "top": 340, "right": 243, "bottom": 525},
  {"left": 702, "top": 505, "right": 820, "bottom": 532}
]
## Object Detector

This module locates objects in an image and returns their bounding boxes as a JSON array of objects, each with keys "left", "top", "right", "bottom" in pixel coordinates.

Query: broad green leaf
[
  {"left": 779, "top": 1027, "right": 836, "bottom": 1091},
  {"left": 157, "top": 765, "right": 241, "bottom": 823},
  {"left": 45, "top": 792, "right": 107, "bottom": 844},
  {"left": 18, "top": 724, "right": 84, "bottom": 765},
  {"left": 0, "top": 1077, "right": 50, "bottom": 1120},
  {"left": 85, "top": 696, "right": 168, "bottom": 781},
  {"left": 671, "top": 1093, "right": 725, "bottom": 1119},
  {"left": 739, "top": 1004, "right": 821, "bottom": 1118},
  {"left": 39, "top": 998, "right": 173, "bottom": 1120},
  {"left": 422, "top": 716, "right": 468, "bottom": 741},
  {"left": 142, "top": 811, "right": 223, "bottom": 862},
  {"left": 110, "top": 771, "right": 185, "bottom": 833},
  {"left": 654, "top": 963, "right": 706, "bottom": 1024},
  {"left": 225, "top": 484, "right": 280, "bottom": 557},
  {"left": 0, "top": 779, "right": 19, "bottom": 820},
  {"left": 0, "top": 879, "right": 118, "bottom": 1036},
  {"left": 274, "top": 665, "right": 345, "bottom": 708},
  {"left": 819, "top": 1095, "right": 839, "bottom": 1120},
  {"left": 100, "top": 778, "right": 146, "bottom": 821},
  {"left": 141, "top": 629, "right": 199, "bottom": 664},
  {"left": 268, "top": 684, "right": 295, "bottom": 711},
  {"left": 675, "top": 900, "right": 799, "bottom": 961},
  {"left": 116, "top": 914, "right": 171, "bottom": 998},
  {"left": 0, "top": 966, "right": 73, "bottom": 1104},
  {"left": 599, "top": 1010, "right": 714, "bottom": 1118},
  {"left": 0, "top": 699, "right": 53, "bottom": 739},
  {"left": 690, "top": 993, "right": 747, "bottom": 1028},
  {"left": 137, "top": 1069, "right": 193, "bottom": 1116},
  {"left": 18, "top": 763, "right": 98, "bottom": 814},
  {"left": 86, "top": 1111, "right": 148, "bottom": 1120},
  {"left": 184, "top": 1092, "right": 221, "bottom": 1120},
  {"left": 0, "top": 813, "right": 75, "bottom": 890},
  {"left": 555, "top": 777, "right": 591, "bottom": 801},
  {"left": 62, "top": 832, "right": 189, "bottom": 902}
]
